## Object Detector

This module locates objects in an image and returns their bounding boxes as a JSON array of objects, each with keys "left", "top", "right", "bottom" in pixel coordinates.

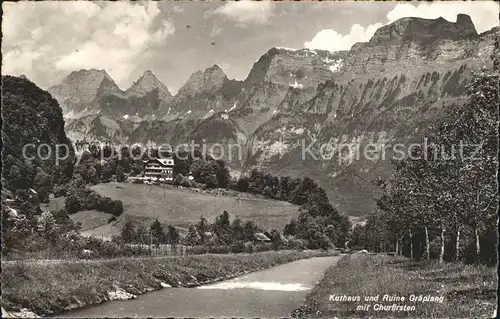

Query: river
[{"left": 58, "top": 256, "right": 341, "bottom": 318}]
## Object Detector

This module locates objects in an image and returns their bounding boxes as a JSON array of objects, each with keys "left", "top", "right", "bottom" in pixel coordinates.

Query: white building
[{"left": 143, "top": 158, "right": 174, "bottom": 181}]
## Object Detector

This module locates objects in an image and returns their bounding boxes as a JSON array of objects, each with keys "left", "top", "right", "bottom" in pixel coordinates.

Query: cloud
[
  {"left": 211, "top": 0, "right": 274, "bottom": 25},
  {"left": 305, "top": 1, "right": 499, "bottom": 52},
  {"left": 210, "top": 26, "right": 223, "bottom": 38},
  {"left": 2, "top": 1, "right": 175, "bottom": 89},
  {"left": 152, "top": 20, "right": 176, "bottom": 42},
  {"left": 305, "top": 23, "right": 383, "bottom": 52}
]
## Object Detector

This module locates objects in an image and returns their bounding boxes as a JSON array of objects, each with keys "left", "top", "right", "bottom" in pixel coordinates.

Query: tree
[
  {"left": 214, "top": 160, "right": 231, "bottom": 188},
  {"left": 37, "top": 211, "right": 60, "bottom": 243},
  {"left": 198, "top": 162, "right": 218, "bottom": 188},
  {"left": 196, "top": 216, "right": 209, "bottom": 244},
  {"left": 65, "top": 194, "right": 81, "bottom": 214},
  {"left": 236, "top": 176, "right": 249, "bottom": 192},
  {"left": 283, "top": 219, "right": 297, "bottom": 236},
  {"left": 269, "top": 229, "right": 283, "bottom": 250},
  {"left": 8, "top": 165, "right": 23, "bottom": 189},
  {"left": 121, "top": 220, "right": 136, "bottom": 243},
  {"left": 135, "top": 224, "right": 148, "bottom": 244},
  {"left": 375, "top": 56, "right": 499, "bottom": 264},
  {"left": 231, "top": 217, "right": 245, "bottom": 242},
  {"left": 183, "top": 225, "right": 202, "bottom": 246},
  {"left": 116, "top": 166, "right": 125, "bottom": 182},
  {"left": 166, "top": 225, "right": 180, "bottom": 246},
  {"left": 213, "top": 211, "right": 231, "bottom": 244},
  {"left": 243, "top": 221, "right": 259, "bottom": 241},
  {"left": 150, "top": 219, "right": 165, "bottom": 245},
  {"left": 32, "top": 168, "right": 53, "bottom": 203}
]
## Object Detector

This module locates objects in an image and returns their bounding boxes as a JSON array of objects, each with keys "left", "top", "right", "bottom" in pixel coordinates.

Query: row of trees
[
  {"left": 117, "top": 211, "right": 307, "bottom": 255},
  {"left": 182, "top": 212, "right": 269, "bottom": 247},
  {"left": 120, "top": 218, "right": 180, "bottom": 246},
  {"left": 356, "top": 44, "right": 499, "bottom": 265}
]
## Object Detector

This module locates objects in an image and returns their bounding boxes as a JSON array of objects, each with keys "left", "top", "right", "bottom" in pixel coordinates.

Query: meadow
[{"left": 71, "top": 182, "right": 301, "bottom": 238}]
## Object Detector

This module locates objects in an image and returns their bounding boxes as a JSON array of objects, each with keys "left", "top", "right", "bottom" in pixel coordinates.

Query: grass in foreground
[
  {"left": 293, "top": 253, "right": 497, "bottom": 318},
  {"left": 2, "top": 250, "right": 331, "bottom": 316}
]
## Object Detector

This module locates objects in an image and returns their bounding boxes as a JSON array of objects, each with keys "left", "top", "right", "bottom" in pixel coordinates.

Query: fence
[{"left": 126, "top": 243, "right": 189, "bottom": 257}]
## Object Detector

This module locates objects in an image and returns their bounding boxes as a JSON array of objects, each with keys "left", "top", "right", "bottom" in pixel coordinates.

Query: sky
[{"left": 2, "top": 1, "right": 498, "bottom": 94}]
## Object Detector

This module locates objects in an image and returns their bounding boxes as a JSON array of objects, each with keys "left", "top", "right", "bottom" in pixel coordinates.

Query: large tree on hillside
[
  {"left": 121, "top": 220, "right": 136, "bottom": 243},
  {"left": 198, "top": 162, "right": 219, "bottom": 188},
  {"left": 150, "top": 219, "right": 165, "bottom": 245},
  {"left": 166, "top": 225, "right": 180, "bottom": 247},
  {"left": 213, "top": 211, "right": 231, "bottom": 244},
  {"left": 196, "top": 216, "right": 209, "bottom": 244},
  {"left": 183, "top": 225, "right": 202, "bottom": 246}
]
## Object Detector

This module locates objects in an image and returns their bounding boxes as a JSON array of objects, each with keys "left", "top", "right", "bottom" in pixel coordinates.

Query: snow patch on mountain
[
  {"left": 329, "top": 59, "right": 343, "bottom": 73},
  {"left": 226, "top": 103, "right": 237, "bottom": 113},
  {"left": 289, "top": 80, "right": 303, "bottom": 89}
]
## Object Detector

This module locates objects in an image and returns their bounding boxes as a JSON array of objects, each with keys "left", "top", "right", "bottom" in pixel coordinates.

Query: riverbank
[
  {"left": 2, "top": 250, "right": 332, "bottom": 317},
  {"left": 293, "top": 253, "right": 497, "bottom": 318}
]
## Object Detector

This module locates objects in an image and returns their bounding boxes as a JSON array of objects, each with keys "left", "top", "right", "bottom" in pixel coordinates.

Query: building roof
[
  {"left": 145, "top": 158, "right": 174, "bottom": 166},
  {"left": 157, "top": 158, "right": 174, "bottom": 165}
]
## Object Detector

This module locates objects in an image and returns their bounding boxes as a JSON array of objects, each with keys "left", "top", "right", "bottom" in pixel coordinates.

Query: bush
[
  {"left": 186, "top": 245, "right": 209, "bottom": 255},
  {"left": 53, "top": 185, "right": 67, "bottom": 197},
  {"left": 285, "top": 237, "right": 307, "bottom": 250},
  {"left": 254, "top": 242, "right": 273, "bottom": 252},
  {"left": 244, "top": 242, "right": 256, "bottom": 253},
  {"left": 230, "top": 241, "right": 245, "bottom": 253},
  {"left": 209, "top": 245, "right": 231, "bottom": 254},
  {"left": 174, "top": 174, "right": 193, "bottom": 187},
  {"left": 108, "top": 216, "right": 117, "bottom": 223}
]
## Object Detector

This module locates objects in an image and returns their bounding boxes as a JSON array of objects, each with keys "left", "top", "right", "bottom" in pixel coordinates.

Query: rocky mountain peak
[
  {"left": 127, "top": 70, "right": 172, "bottom": 97},
  {"left": 64, "top": 68, "right": 113, "bottom": 84},
  {"left": 47, "top": 68, "right": 122, "bottom": 112},
  {"left": 244, "top": 46, "right": 347, "bottom": 88},
  {"left": 368, "top": 14, "right": 478, "bottom": 47},
  {"left": 202, "top": 64, "right": 227, "bottom": 81},
  {"left": 176, "top": 65, "right": 228, "bottom": 98},
  {"left": 342, "top": 14, "right": 488, "bottom": 77}
]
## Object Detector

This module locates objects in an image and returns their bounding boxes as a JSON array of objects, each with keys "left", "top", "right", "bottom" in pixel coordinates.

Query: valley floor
[{"left": 293, "top": 253, "right": 497, "bottom": 318}]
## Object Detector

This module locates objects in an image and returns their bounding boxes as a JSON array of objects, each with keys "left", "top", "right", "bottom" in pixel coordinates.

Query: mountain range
[{"left": 46, "top": 14, "right": 498, "bottom": 216}]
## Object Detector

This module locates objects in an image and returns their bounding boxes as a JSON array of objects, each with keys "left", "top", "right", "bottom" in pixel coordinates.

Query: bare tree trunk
[
  {"left": 475, "top": 226, "right": 481, "bottom": 264},
  {"left": 425, "top": 226, "right": 430, "bottom": 261},
  {"left": 439, "top": 224, "right": 445, "bottom": 264},
  {"left": 395, "top": 238, "right": 399, "bottom": 255},
  {"left": 455, "top": 226, "right": 461, "bottom": 262},
  {"left": 409, "top": 228, "right": 414, "bottom": 260}
]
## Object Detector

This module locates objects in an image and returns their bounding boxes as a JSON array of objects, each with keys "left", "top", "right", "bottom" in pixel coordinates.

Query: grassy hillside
[{"left": 79, "top": 182, "right": 300, "bottom": 238}]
